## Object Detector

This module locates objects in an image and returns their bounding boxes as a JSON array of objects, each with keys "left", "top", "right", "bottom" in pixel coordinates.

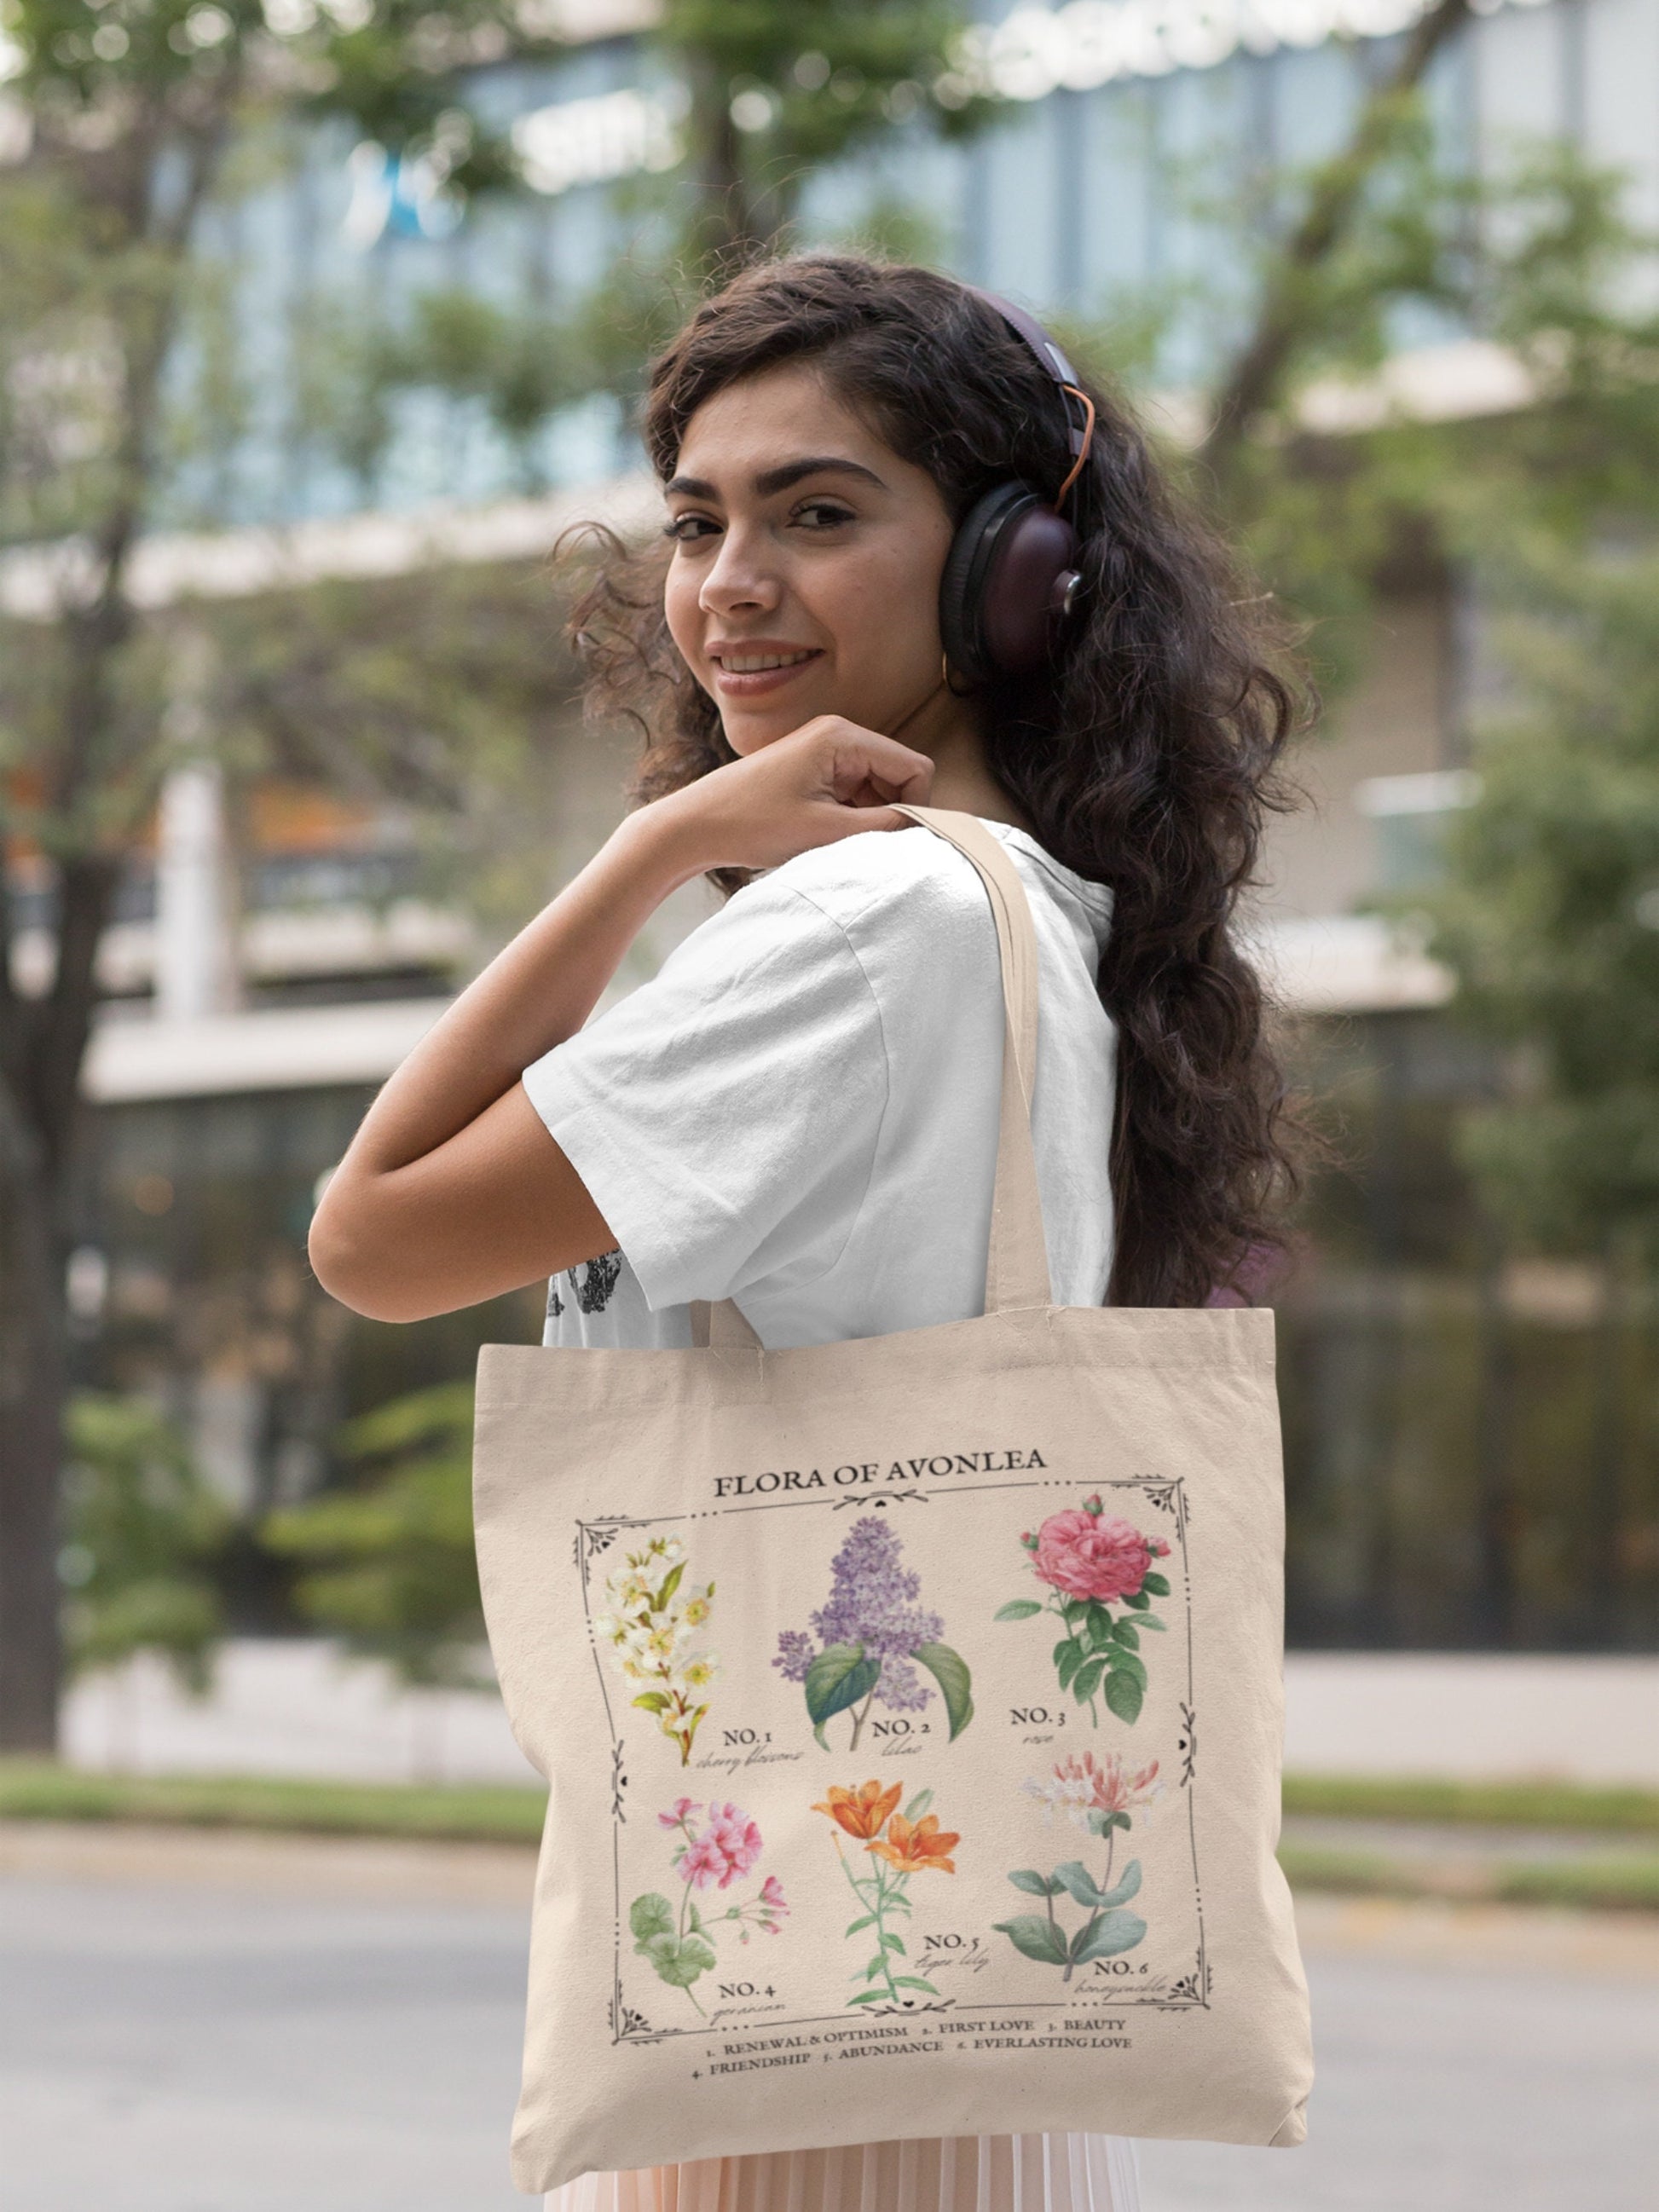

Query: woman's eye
[
  {"left": 665, "top": 513, "right": 719, "bottom": 544},
  {"left": 794, "top": 501, "right": 854, "bottom": 530}
]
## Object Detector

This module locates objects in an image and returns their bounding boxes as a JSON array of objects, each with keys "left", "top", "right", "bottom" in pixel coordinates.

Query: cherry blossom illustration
[
  {"left": 592, "top": 1533, "right": 717, "bottom": 1764},
  {"left": 628, "top": 1798, "right": 788, "bottom": 2014},
  {"left": 995, "top": 1494, "right": 1171, "bottom": 1724},
  {"left": 774, "top": 1518, "right": 973, "bottom": 1748}
]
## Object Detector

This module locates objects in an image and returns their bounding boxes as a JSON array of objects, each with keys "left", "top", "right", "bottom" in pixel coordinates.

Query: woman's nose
[{"left": 698, "top": 525, "right": 781, "bottom": 616}]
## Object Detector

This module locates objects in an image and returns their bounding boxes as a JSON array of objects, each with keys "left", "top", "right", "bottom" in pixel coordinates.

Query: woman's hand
[{"left": 650, "top": 717, "right": 934, "bottom": 880}]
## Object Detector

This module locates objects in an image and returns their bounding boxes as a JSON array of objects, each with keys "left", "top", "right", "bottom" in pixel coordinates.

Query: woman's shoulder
[{"left": 751, "top": 821, "right": 991, "bottom": 942}]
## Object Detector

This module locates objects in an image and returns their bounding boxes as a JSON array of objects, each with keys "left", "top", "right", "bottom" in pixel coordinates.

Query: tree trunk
[{"left": 0, "top": 1100, "right": 70, "bottom": 1749}]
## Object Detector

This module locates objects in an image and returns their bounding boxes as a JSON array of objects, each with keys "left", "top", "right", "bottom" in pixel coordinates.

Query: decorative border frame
[{"left": 576, "top": 1476, "right": 1208, "bottom": 2044}]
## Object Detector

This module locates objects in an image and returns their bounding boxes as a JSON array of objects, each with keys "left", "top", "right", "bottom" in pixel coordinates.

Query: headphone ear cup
[
  {"left": 939, "top": 482, "right": 1032, "bottom": 689},
  {"left": 939, "top": 481, "right": 1081, "bottom": 686}
]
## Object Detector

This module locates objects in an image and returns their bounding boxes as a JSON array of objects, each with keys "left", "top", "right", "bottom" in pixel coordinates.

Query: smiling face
[{"left": 662, "top": 361, "right": 961, "bottom": 756}]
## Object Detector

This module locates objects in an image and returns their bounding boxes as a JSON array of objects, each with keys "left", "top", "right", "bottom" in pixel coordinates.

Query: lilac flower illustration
[{"left": 774, "top": 1518, "right": 974, "bottom": 1748}]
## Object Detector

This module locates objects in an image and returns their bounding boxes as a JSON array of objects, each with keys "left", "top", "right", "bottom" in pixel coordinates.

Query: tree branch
[{"left": 1201, "top": 0, "right": 1474, "bottom": 471}]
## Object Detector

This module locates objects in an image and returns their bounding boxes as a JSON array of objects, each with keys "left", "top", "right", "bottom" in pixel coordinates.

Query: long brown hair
[{"left": 570, "top": 254, "right": 1305, "bottom": 1306}]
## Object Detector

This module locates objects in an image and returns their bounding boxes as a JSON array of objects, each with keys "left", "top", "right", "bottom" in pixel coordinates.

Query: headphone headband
[{"left": 970, "top": 288, "right": 1091, "bottom": 468}]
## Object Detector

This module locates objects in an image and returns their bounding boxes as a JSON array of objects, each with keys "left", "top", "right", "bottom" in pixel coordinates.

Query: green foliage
[
  {"left": 262, "top": 1380, "right": 484, "bottom": 1688},
  {"left": 656, "top": 0, "right": 994, "bottom": 260},
  {"left": 60, "top": 1394, "right": 229, "bottom": 1692},
  {"left": 0, "top": 1759, "right": 547, "bottom": 1839},
  {"left": 1423, "top": 548, "right": 1659, "bottom": 1254}
]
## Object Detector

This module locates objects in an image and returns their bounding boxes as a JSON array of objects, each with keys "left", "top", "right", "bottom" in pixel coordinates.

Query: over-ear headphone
[{"left": 937, "top": 292, "right": 1097, "bottom": 688}]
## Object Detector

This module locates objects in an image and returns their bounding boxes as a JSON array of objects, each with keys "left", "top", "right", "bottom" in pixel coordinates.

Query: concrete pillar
[{"left": 154, "top": 760, "right": 240, "bottom": 1019}]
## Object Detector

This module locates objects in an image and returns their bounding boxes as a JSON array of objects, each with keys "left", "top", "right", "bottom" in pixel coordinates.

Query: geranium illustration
[
  {"left": 628, "top": 1798, "right": 788, "bottom": 2014},
  {"left": 995, "top": 1494, "right": 1171, "bottom": 1724},
  {"left": 593, "top": 1533, "right": 717, "bottom": 1764},
  {"left": 993, "top": 1754, "right": 1153, "bottom": 1982},
  {"left": 775, "top": 1517, "right": 972, "bottom": 1748},
  {"left": 816, "top": 1780, "right": 958, "bottom": 2009}
]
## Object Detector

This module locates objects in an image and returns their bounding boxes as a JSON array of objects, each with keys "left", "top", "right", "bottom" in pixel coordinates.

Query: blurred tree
[
  {"left": 653, "top": 1, "right": 993, "bottom": 269},
  {"left": 262, "top": 1381, "right": 483, "bottom": 1689},
  {"left": 1425, "top": 551, "right": 1659, "bottom": 1256},
  {"left": 0, "top": 0, "right": 569, "bottom": 1750},
  {"left": 60, "top": 1391, "right": 228, "bottom": 1691}
]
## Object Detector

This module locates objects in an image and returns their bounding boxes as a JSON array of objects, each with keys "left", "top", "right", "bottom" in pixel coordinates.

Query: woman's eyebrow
[{"left": 664, "top": 456, "right": 888, "bottom": 500}]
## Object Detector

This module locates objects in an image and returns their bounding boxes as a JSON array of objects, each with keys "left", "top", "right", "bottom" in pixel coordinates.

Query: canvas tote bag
[{"left": 473, "top": 806, "right": 1313, "bottom": 2193}]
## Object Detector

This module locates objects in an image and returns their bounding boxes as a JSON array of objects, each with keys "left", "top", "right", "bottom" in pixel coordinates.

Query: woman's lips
[{"left": 707, "top": 647, "right": 824, "bottom": 698}]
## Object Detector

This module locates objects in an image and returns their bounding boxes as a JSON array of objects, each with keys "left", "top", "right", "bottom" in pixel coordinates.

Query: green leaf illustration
[
  {"left": 992, "top": 1915, "right": 1071, "bottom": 1967},
  {"left": 630, "top": 1691, "right": 671, "bottom": 1713},
  {"left": 1103, "top": 1668, "right": 1145, "bottom": 1724},
  {"left": 1007, "top": 1868, "right": 1061, "bottom": 1897},
  {"left": 845, "top": 1915, "right": 876, "bottom": 1936},
  {"left": 847, "top": 1989, "right": 887, "bottom": 2006},
  {"left": 1052, "top": 1861, "right": 1105, "bottom": 1908},
  {"left": 995, "top": 1599, "right": 1043, "bottom": 1621},
  {"left": 1055, "top": 1639, "right": 1082, "bottom": 1689},
  {"left": 1142, "top": 1571, "right": 1171, "bottom": 1597},
  {"left": 1072, "top": 1656, "right": 1106, "bottom": 1705},
  {"left": 805, "top": 1642, "right": 881, "bottom": 1745},
  {"left": 893, "top": 1976, "right": 940, "bottom": 1992},
  {"left": 1120, "top": 1588, "right": 1150, "bottom": 1611},
  {"left": 1084, "top": 1602, "right": 1113, "bottom": 1649},
  {"left": 911, "top": 1642, "right": 974, "bottom": 1740},
  {"left": 1110, "top": 1650, "right": 1148, "bottom": 1692},
  {"left": 628, "top": 1892, "right": 674, "bottom": 1944},
  {"left": 880, "top": 1932, "right": 906, "bottom": 1954},
  {"left": 1069, "top": 1910, "right": 1147, "bottom": 1965},
  {"left": 1056, "top": 1859, "right": 1144, "bottom": 1911},
  {"left": 641, "top": 1932, "right": 717, "bottom": 1988},
  {"left": 903, "top": 1789, "right": 934, "bottom": 1822},
  {"left": 1138, "top": 1614, "right": 1168, "bottom": 1631},
  {"left": 1110, "top": 1620, "right": 1140, "bottom": 1651},
  {"left": 1095, "top": 1861, "right": 1143, "bottom": 1911},
  {"left": 652, "top": 1561, "right": 685, "bottom": 1611}
]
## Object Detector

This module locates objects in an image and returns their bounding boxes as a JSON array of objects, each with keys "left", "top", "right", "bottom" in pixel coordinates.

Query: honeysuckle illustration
[
  {"left": 1021, "top": 1749, "right": 1164, "bottom": 1835},
  {"left": 994, "top": 1756, "right": 1152, "bottom": 1982},
  {"left": 815, "top": 1780, "right": 959, "bottom": 2009},
  {"left": 629, "top": 1799, "right": 788, "bottom": 2014},
  {"left": 775, "top": 1517, "right": 973, "bottom": 1748},
  {"left": 995, "top": 1494, "right": 1171, "bottom": 1725},
  {"left": 592, "top": 1533, "right": 718, "bottom": 1764}
]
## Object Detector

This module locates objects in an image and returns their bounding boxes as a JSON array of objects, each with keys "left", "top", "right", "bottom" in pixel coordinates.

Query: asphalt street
[{"left": 3, "top": 1851, "right": 1655, "bottom": 2212}]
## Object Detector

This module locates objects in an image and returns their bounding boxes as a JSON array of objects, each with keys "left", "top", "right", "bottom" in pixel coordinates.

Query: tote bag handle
[{"left": 691, "top": 806, "right": 1053, "bottom": 1353}]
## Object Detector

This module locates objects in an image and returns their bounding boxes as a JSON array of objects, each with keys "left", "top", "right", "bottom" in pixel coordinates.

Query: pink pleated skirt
[{"left": 545, "top": 2135, "right": 1141, "bottom": 2212}]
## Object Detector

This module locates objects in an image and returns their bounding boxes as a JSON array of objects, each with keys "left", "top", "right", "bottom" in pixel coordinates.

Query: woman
[{"left": 311, "top": 255, "right": 1300, "bottom": 2212}]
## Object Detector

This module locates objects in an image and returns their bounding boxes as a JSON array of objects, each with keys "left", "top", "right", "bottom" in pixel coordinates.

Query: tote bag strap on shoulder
[{"left": 691, "top": 806, "right": 1054, "bottom": 1353}]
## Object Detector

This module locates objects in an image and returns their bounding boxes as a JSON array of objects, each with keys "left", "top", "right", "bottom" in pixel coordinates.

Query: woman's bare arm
[{"left": 308, "top": 719, "right": 933, "bottom": 1323}]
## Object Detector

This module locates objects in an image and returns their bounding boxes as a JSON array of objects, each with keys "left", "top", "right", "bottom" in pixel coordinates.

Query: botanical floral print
[
  {"left": 993, "top": 1754, "right": 1152, "bottom": 1982},
  {"left": 815, "top": 1780, "right": 959, "bottom": 2008},
  {"left": 1022, "top": 1749, "right": 1163, "bottom": 1831},
  {"left": 629, "top": 1798, "right": 788, "bottom": 2014},
  {"left": 593, "top": 1533, "right": 718, "bottom": 1764},
  {"left": 775, "top": 1518, "right": 973, "bottom": 1748},
  {"left": 995, "top": 1493, "right": 1171, "bottom": 1725}
]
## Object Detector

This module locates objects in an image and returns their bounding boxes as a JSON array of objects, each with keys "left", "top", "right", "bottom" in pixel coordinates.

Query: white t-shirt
[{"left": 522, "top": 818, "right": 1117, "bottom": 1351}]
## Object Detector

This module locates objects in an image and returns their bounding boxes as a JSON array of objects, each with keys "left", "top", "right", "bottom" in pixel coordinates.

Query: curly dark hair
[{"left": 569, "top": 253, "right": 1306, "bottom": 1307}]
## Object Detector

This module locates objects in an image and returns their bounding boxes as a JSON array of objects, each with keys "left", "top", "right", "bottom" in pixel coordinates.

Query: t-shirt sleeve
[{"left": 520, "top": 880, "right": 889, "bottom": 1311}]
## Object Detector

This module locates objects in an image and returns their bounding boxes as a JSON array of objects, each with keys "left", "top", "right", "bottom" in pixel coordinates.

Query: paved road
[{"left": 3, "top": 1854, "right": 1655, "bottom": 2212}]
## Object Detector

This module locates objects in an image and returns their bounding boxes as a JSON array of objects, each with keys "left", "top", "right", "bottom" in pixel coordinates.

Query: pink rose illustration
[
  {"left": 997, "top": 1491, "right": 1174, "bottom": 1726},
  {"left": 1033, "top": 1507, "right": 1169, "bottom": 1603}
]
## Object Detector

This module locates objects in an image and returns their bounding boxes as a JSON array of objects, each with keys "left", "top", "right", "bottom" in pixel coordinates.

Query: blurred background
[{"left": 0, "top": 2, "right": 1656, "bottom": 2207}]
